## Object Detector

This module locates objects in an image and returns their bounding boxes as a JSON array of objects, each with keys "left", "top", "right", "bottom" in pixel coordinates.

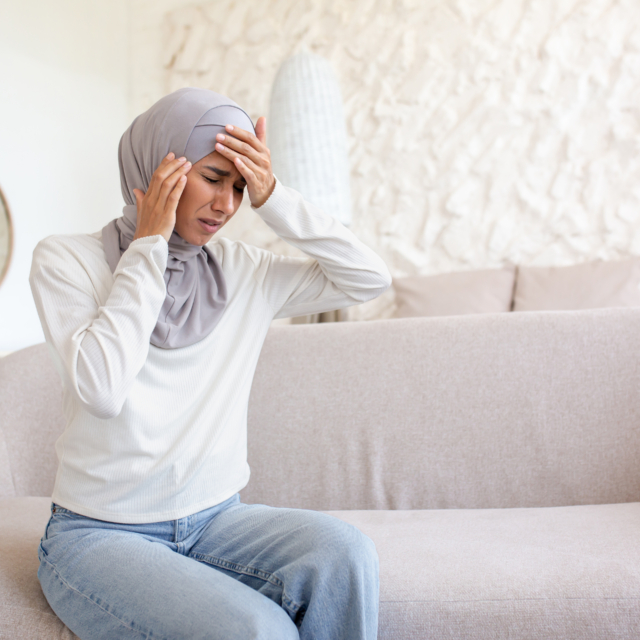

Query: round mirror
[{"left": 0, "top": 186, "right": 13, "bottom": 287}]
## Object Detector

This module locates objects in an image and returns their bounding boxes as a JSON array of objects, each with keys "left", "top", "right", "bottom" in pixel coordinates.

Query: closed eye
[{"left": 203, "top": 176, "right": 245, "bottom": 193}]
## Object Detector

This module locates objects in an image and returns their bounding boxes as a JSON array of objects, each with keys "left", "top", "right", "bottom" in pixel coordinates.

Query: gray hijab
[{"left": 102, "top": 87, "right": 255, "bottom": 349}]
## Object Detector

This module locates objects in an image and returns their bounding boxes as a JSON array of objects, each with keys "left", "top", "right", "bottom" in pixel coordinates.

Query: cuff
[
  {"left": 118, "top": 234, "right": 169, "bottom": 276},
  {"left": 250, "top": 175, "right": 299, "bottom": 221}
]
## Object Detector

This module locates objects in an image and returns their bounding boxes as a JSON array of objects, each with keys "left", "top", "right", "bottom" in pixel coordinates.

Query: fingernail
[
  {"left": 217, "top": 133, "right": 225, "bottom": 140},
  {"left": 226, "top": 125, "right": 234, "bottom": 131},
  {"left": 184, "top": 161, "right": 191, "bottom": 167},
  {"left": 216, "top": 143, "right": 224, "bottom": 150},
  {"left": 167, "top": 152, "right": 175, "bottom": 159},
  {"left": 178, "top": 156, "right": 186, "bottom": 162}
]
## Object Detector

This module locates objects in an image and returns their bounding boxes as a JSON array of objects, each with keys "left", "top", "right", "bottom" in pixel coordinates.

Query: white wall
[
  {"left": 0, "top": 0, "right": 130, "bottom": 351},
  {"left": 131, "top": 0, "right": 640, "bottom": 321},
  {"left": 4, "top": 0, "right": 640, "bottom": 343}
]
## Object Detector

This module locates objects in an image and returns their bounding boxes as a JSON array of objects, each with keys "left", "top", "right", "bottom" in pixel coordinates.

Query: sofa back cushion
[
  {"left": 392, "top": 265, "right": 516, "bottom": 318},
  {"left": 514, "top": 258, "right": 640, "bottom": 311},
  {"left": 4, "top": 310, "right": 640, "bottom": 510},
  {"left": 243, "top": 309, "right": 640, "bottom": 510}
]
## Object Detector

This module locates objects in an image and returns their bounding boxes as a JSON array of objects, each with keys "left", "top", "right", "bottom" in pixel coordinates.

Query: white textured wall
[
  {"left": 0, "top": 0, "right": 130, "bottom": 349},
  {"left": 134, "top": 0, "right": 640, "bottom": 319}
]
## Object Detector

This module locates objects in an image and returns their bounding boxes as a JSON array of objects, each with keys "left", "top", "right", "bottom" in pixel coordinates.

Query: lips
[{"left": 198, "top": 218, "right": 222, "bottom": 233}]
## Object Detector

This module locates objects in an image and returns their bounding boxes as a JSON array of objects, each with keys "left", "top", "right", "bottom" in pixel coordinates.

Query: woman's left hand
[{"left": 214, "top": 116, "right": 276, "bottom": 208}]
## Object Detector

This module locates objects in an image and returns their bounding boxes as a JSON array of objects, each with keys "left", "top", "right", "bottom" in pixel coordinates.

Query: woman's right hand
[{"left": 132, "top": 152, "right": 191, "bottom": 242}]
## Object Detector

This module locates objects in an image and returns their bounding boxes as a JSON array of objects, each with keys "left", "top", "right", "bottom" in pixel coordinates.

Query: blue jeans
[{"left": 37, "top": 494, "right": 379, "bottom": 639}]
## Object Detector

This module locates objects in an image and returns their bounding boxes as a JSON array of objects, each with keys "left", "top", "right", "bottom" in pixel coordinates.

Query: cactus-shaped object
[{"left": 268, "top": 50, "right": 352, "bottom": 227}]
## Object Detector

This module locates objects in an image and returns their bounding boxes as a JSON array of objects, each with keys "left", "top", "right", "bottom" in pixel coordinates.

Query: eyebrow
[{"left": 203, "top": 165, "right": 247, "bottom": 184}]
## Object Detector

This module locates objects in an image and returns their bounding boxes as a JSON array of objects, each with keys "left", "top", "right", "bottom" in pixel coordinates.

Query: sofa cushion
[
  {"left": 514, "top": 258, "right": 640, "bottom": 311},
  {"left": 330, "top": 502, "right": 640, "bottom": 640},
  {"left": 0, "top": 344, "right": 64, "bottom": 498},
  {"left": 3, "top": 497, "right": 639, "bottom": 640},
  {"left": 243, "top": 309, "right": 640, "bottom": 511},
  {"left": 392, "top": 265, "right": 516, "bottom": 318},
  {"left": 0, "top": 497, "right": 78, "bottom": 639}
]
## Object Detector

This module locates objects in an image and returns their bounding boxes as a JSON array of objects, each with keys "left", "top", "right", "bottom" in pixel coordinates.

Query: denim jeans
[{"left": 37, "top": 493, "right": 379, "bottom": 640}]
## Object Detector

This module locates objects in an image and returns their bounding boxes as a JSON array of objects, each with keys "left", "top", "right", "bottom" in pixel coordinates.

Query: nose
[{"left": 212, "top": 183, "right": 236, "bottom": 216}]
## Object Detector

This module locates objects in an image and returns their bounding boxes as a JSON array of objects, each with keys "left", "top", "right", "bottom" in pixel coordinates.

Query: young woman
[{"left": 30, "top": 87, "right": 391, "bottom": 640}]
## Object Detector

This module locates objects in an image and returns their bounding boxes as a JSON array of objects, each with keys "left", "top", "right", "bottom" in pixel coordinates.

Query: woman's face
[{"left": 174, "top": 149, "right": 246, "bottom": 246}]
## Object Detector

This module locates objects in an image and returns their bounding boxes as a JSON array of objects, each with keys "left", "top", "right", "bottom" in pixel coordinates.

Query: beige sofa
[
  {"left": 2, "top": 310, "right": 640, "bottom": 639},
  {"left": 347, "top": 257, "right": 640, "bottom": 322}
]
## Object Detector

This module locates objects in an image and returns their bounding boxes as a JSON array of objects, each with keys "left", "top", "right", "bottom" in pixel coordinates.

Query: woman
[{"left": 30, "top": 87, "right": 391, "bottom": 640}]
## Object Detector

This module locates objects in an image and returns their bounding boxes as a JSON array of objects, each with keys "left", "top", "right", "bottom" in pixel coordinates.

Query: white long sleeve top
[{"left": 29, "top": 177, "right": 392, "bottom": 523}]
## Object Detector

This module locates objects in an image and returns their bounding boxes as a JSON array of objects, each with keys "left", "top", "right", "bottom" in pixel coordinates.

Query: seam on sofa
[
  {"left": 39, "top": 555, "right": 153, "bottom": 639},
  {"left": 381, "top": 596, "right": 640, "bottom": 604}
]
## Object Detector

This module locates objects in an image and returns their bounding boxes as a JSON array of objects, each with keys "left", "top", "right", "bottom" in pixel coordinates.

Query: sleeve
[
  {"left": 29, "top": 234, "right": 169, "bottom": 420},
  {"left": 250, "top": 176, "right": 392, "bottom": 320}
]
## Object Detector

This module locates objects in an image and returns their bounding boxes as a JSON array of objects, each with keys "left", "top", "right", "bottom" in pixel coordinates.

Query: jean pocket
[
  {"left": 38, "top": 537, "right": 49, "bottom": 560},
  {"left": 51, "top": 503, "right": 83, "bottom": 518}
]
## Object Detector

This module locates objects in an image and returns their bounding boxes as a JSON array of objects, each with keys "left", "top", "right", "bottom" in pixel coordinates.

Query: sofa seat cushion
[
  {"left": 3, "top": 498, "right": 640, "bottom": 640},
  {"left": 0, "top": 497, "right": 78, "bottom": 639},
  {"left": 329, "top": 502, "right": 640, "bottom": 640}
]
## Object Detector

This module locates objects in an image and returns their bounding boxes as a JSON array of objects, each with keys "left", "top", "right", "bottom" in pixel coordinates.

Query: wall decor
[{"left": 0, "top": 186, "right": 13, "bottom": 288}]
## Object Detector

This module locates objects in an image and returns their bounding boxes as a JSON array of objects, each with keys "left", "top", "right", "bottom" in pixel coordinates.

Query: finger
[
  {"left": 133, "top": 188, "right": 144, "bottom": 207},
  {"left": 157, "top": 161, "right": 191, "bottom": 206},
  {"left": 148, "top": 156, "right": 188, "bottom": 201},
  {"left": 166, "top": 175, "right": 187, "bottom": 211},
  {"left": 223, "top": 124, "right": 268, "bottom": 154},
  {"left": 215, "top": 138, "right": 269, "bottom": 170},
  {"left": 233, "top": 154, "right": 262, "bottom": 176},
  {"left": 215, "top": 137, "right": 265, "bottom": 166},
  {"left": 153, "top": 156, "right": 188, "bottom": 186},
  {"left": 157, "top": 152, "right": 175, "bottom": 167},
  {"left": 153, "top": 152, "right": 176, "bottom": 177},
  {"left": 255, "top": 117, "right": 267, "bottom": 146},
  {"left": 233, "top": 156, "right": 255, "bottom": 185}
]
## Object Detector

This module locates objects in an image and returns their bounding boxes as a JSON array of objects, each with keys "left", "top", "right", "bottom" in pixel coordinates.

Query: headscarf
[{"left": 101, "top": 87, "right": 256, "bottom": 349}]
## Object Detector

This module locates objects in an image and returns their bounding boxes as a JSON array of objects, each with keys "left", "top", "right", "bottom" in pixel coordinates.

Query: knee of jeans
[
  {"left": 319, "top": 517, "right": 379, "bottom": 573},
  {"left": 346, "top": 528, "right": 379, "bottom": 573},
  {"left": 245, "top": 603, "right": 299, "bottom": 640}
]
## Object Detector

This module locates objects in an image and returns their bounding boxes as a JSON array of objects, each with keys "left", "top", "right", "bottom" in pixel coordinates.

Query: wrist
[
  {"left": 131, "top": 233, "right": 168, "bottom": 245},
  {"left": 251, "top": 177, "right": 277, "bottom": 209}
]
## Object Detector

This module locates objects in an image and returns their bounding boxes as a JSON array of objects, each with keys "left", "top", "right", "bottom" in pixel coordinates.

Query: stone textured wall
[{"left": 133, "top": 0, "right": 640, "bottom": 320}]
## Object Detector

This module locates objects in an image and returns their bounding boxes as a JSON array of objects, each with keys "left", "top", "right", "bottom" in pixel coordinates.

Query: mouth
[{"left": 198, "top": 218, "right": 223, "bottom": 233}]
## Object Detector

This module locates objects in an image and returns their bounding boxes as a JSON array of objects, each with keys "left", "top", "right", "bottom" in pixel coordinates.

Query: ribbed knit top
[{"left": 29, "top": 177, "right": 392, "bottom": 524}]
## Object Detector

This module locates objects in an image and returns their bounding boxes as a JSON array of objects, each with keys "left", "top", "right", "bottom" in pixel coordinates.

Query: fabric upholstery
[
  {"left": 331, "top": 503, "right": 640, "bottom": 640},
  {"left": 0, "top": 343, "right": 63, "bottom": 498},
  {"left": 3, "top": 310, "right": 640, "bottom": 638},
  {"left": 392, "top": 265, "right": 516, "bottom": 318},
  {"left": 4, "top": 311, "right": 640, "bottom": 509},
  {"left": 0, "top": 498, "right": 78, "bottom": 639},
  {"left": 243, "top": 309, "right": 640, "bottom": 510},
  {"left": 514, "top": 258, "right": 640, "bottom": 311},
  {"left": 3, "top": 497, "right": 639, "bottom": 640}
]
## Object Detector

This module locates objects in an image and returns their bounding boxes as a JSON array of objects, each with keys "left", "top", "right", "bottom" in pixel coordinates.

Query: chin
[
  {"left": 178, "top": 223, "right": 221, "bottom": 246},
  {"left": 189, "top": 233, "right": 215, "bottom": 246}
]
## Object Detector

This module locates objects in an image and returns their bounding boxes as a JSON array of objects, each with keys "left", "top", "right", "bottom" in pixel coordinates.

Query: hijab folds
[{"left": 101, "top": 87, "right": 255, "bottom": 349}]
